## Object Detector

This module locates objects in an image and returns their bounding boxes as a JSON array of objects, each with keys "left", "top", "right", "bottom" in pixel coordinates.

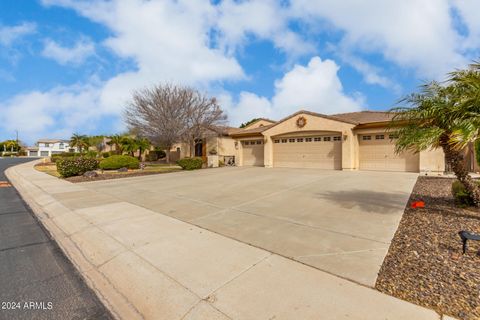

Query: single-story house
[{"left": 173, "top": 110, "right": 480, "bottom": 173}]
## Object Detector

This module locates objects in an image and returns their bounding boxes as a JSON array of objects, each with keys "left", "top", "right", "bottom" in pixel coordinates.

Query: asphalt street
[{"left": 0, "top": 157, "right": 112, "bottom": 320}]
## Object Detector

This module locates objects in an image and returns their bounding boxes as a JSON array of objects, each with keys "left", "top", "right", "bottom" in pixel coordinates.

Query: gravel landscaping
[{"left": 376, "top": 176, "right": 480, "bottom": 320}]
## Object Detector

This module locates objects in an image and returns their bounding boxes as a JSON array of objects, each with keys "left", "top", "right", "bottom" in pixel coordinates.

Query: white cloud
[
  {"left": 0, "top": 82, "right": 108, "bottom": 144},
  {"left": 42, "top": 37, "right": 95, "bottom": 65},
  {"left": 223, "top": 56, "right": 363, "bottom": 126},
  {"left": 451, "top": 0, "right": 480, "bottom": 51},
  {"left": 13, "top": 0, "right": 479, "bottom": 143},
  {"left": 290, "top": 0, "right": 470, "bottom": 79},
  {"left": 216, "top": 0, "right": 313, "bottom": 57},
  {"left": 41, "top": 0, "right": 245, "bottom": 115},
  {"left": 0, "top": 22, "right": 36, "bottom": 46}
]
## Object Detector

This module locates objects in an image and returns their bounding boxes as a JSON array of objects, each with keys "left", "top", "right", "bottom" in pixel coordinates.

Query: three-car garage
[{"left": 232, "top": 111, "right": 428, "bottom": 173}]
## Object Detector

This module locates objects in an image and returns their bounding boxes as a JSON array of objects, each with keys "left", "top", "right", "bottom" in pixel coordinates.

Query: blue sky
[{"left": 1, "top": 0, "right": 479, "bottom": 145}]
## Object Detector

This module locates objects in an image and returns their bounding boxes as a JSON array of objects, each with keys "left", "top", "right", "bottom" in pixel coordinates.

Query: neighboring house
[
  {"left": 27, "top": 139, "right": 77, "bottom": 157},
  {"left": 173, "top": 110, "right": 473, "bottom": 173}
]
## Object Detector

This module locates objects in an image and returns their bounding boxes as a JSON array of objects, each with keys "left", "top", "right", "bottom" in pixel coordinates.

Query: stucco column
[
  {"left": 236, "top": 141, "right": 243, "bottom": 166},
  {"left": 264, "top": 136, "right": 273, "bottom": 168},
  {"left": 342, "top": 131, "right": 356, "bottom": 170}
]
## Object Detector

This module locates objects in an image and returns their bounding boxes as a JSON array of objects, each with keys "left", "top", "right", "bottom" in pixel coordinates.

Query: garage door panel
[
  {"left": 242, "top": 141, "right": 264, "bottom": 166},
  {"left": 273, "top": 136, "right": 342, "bottom": 169},
  {"left": 359, "top": 134, "right": 419, "bottom": 172}
]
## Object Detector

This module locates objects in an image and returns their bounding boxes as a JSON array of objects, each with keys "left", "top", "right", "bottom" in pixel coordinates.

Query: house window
[
  {"left": 244, "top": 141, "right": 249, "bottom": 145},
  {"left": 305, "top": 137, "right": 312, "bottom": 142},
  {"left": 44, "top": 143, "right": 50, "bottom": 147},
  {"left": 323, "top": 137, "right": 331, "bottom": 141},
  {"left": 274, "top": 139, "right": 280, "bottom": 143},
  {"left": 256, "top": 140, "right": 262, "bottom": 145},
  {"left": 297, "top": 138, "right": 304, "bottom": 142},
  {"left": 389, "top": 134, "right": 398, "bottom": 140},
  {"left": 375, "top": 135, "right": 385, "bottom": 140},
  {"left": 333, "top": 136, "right": 341, "bottom": 141},
  {"left": 59, "top": 143, "right": 64, "bottom": 149},
  {"left": 289, "top": 138, "right": 295, "bottom": 143},
  {"left": 362, "top": 135, "right": 371, "bottom": 140},
  {"left": 281, "top": 139, "right": 287, "bottom": 143},
  {"left": 314, "top": 137, "right": 321, "bottom": 142}
]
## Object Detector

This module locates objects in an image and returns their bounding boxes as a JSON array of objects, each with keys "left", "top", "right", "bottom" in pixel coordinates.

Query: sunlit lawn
[{"left": 34, "top": 162, "right": 181, "bottom": 179}]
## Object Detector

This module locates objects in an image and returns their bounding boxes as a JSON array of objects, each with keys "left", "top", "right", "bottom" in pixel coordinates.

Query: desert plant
[
  {"left": 177, "top": 157, "right": 203, "bottom": 170},
  {"left": 56, "top": 157, "right": 99, "bottom": 178},
  {"left": 99, "top": 155, "right": 140, "bottom": 170},
  {"left": 452, "top": 180, "right": 480, "bottom": 207}
]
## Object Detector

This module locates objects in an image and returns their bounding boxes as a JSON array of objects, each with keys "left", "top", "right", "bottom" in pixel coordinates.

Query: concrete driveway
[{"left": 81, "top": 167, "right": 417, "bottom": 287}]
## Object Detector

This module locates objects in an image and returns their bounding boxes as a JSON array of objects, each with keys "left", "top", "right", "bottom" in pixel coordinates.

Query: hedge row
[{"left": 99, "top": 155, "right": 140, "bottom": 170}]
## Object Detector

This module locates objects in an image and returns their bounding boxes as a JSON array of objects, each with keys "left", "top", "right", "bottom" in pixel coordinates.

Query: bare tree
[
  {"left": 183, "top": 96, "right": 227, "bottom": 157},
  {"left": 124, "top": 84, "right": 227, "bottom": 162}
]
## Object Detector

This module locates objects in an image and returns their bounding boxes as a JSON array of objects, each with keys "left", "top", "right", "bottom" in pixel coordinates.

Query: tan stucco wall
[
  {"left": 262, "top": 113, "right": 356, "bottom": 169},
  {"left": 419, "top": 148, "right": 445, "bottom": 174},
  {"left": 217, "top": 136, "right": 236, "bottom": 157}
]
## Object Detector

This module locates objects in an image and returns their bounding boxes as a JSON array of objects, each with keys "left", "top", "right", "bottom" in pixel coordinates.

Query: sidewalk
[{"left": 6, "top": 160, "right": 443, "bottom": 320}]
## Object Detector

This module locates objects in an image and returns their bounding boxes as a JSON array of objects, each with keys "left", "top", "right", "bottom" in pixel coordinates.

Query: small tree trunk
[
  {"left": 138, "top": 148, "right": 142, "bottom": 161},
  {"left": 166, "top": 148, "right": 170, "bottom": 164},
  {"left": 441, "top": 137, "right": 480, "bottom": 206}
]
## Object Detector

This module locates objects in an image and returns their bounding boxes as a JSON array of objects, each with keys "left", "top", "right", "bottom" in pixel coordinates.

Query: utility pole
[{"left": 15, "top": 130, "right": 19, "bottom": 153}]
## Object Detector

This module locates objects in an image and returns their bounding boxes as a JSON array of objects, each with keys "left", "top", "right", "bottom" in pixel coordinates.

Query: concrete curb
[{"left": 6, "top": 160, "right": 448, "bottom": 320}]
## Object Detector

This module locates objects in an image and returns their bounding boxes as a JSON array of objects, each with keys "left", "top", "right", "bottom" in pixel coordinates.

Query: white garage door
[
  {"left": 242, "top": 140, "right": 264, "bottom": 166},
  {"left": 273, "top": 135, "right": 342, "bottom": 169},
  {"left": 359, "top": 133, "right": 419, "bottom": 172}
]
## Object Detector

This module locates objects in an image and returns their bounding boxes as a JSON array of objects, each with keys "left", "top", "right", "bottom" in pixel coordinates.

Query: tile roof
[
  {"left": 37, "top": 139, "right": 69, "bottom": 143},
  {"left": 330, "top": 111, "right": 395, "bottom": 124},
  {"left": 229, "top": 124, "right": 274, "bottom": 136}
]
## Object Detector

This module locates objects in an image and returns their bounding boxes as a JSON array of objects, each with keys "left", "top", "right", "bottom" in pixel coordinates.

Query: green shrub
[
  {"left": 56, "top": 157, "right": 99, "bottom": 178},
  {"left": 452, "top": 180, "right": 480, "bottom": 207},
  {"left": 99, "top": 155, "right": 140, "bottom": 170},
  {"left": 146, "top": 152, "right": 158, "bottom": 162},
  {"left": 85, "top": 150, "right": 98, "bottom": 158},
  {"left": 51, "top": 152, "right": 81, "bottom": 163},
  {"left": 2, "top": 152, "right": 16, "bottom": 157},
  {"left": 102, "top": 152, "right": 110, "bottom": 158},
  {"left": 155, "top": 150, "right": 166, "bottom": 159},
  {"left": 177, "top": 157, "right": 203, "bottom": 170}
]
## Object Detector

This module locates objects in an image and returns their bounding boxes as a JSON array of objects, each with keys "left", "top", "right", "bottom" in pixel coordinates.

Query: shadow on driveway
[{"left": 315, "top": 189, "right": 411, "bottom": 214}]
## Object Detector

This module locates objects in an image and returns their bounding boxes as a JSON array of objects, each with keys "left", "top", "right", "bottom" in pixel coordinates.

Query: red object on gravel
[{"left": 410, "top": 201, "right": 425, "bottom": 208}]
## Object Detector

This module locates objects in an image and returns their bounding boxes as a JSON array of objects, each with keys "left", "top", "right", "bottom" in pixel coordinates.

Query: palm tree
[
  {"left": 390, "top": 69, "right": 480, "bottom": 206},
  {"left": 120, "top": 137, "right": 138, "bottom": 157},
  {"left": 70, "top": 134, "right": 89, "bottom": 153},
  {"left": 135, "top": 138, "right": 151, "bottom": 161},
  {"left": 107, "top": 134, "right": 125, "bottom": 155}
]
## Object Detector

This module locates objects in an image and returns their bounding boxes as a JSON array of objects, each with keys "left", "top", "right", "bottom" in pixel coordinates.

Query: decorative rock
[
  {"left": 117, "top": 167, "right": 128, "bottom": 172},
  {"left": 83, "top": 171, "right": 98, "bottom": 178}
]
